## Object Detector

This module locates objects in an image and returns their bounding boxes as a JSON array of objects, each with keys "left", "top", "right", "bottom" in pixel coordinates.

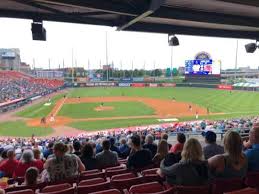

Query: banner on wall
[
  {"left": 217, "top": 84, "right": 233, "bottom": 90},
  {"left": 161, "top": 83, "right": 176, "bottom": 87},
  {"left": 149, "top": 83, "right": 158, "bottom": 87},
  {"left": 118, "top": 83, "right": 131, "bottom": 87},
  {"left": 131, "top": 83, "right": 145, "bottom": 87}
]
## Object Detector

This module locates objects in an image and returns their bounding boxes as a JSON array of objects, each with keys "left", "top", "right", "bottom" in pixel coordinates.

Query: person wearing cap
[
  {"left": 203, "top": 131, "right": 224, "bottom": 160},
  {"left": 244, "top": 124, "right": 259, "bottom": 171}
]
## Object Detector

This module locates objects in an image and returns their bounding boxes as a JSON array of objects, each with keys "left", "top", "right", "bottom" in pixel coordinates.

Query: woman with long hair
[
  {"left": 158, "top": 138, "right": 208, "bottom": 186},
  {"left": 80, "top": 143, "right": 97, "bottom": 170},
  {"left": 208, "top": 130, "right": 247, "bottom": 178},
  {"left": 152, "top": 140, "right": 168, "bottom": 166}
]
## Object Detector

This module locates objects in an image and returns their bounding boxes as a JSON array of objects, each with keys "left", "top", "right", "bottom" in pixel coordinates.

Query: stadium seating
[
  {"left": 224, "top": 187, "right": 259, "bottom": 194},
  {"left": 80, "top": 171, "right": 106, "bottom": 181},
  {"left": 41, "top": 183, "right": 72, "bottom": 193},
  {"left": 77, "top": 178, "right": 111, "bottom": 194},
  {"left": 6, "top": 189, "right": 34, "bottom": 194},
  {"left": 211, "top": 178, "right": 245, "bottom": 194},
  {"left": 110, "top": 173, "right": 144, "bottom": 191},
  {"left": 127, "top": 182, "right": 164, "bottom": 194},
  {"left": 89, "top": 189, "right": 121, "bottom": 194},
  {"left": 141, "top": 168, "right": 164, "bottom": 183},
  {"left": 245, "top": 172, "right": 259, "bottom": 188},
  {"left": 36, "top": 187, "right": 75, "bottom": 194}
]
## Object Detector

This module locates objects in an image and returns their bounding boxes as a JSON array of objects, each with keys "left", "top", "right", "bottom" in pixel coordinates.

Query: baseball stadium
[{"left": 0, "top": 1, "right": 259, "bottom": 194}]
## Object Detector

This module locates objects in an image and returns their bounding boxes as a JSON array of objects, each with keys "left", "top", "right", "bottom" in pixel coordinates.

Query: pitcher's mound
[{"left": 95, "top": 106, "right": 114, "bottom": 111}]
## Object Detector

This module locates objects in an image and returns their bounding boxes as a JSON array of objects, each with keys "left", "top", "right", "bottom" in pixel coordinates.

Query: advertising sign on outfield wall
[
  {"left": 118, "top": 83, "right": 131, "bottom": 87},
  {"left": 132, "top": 83, "right": 145, "bottom": 87},
  {"left": 133, "top": 77, "right": 144, "bottom": 82},
  {"left": 149, "top": 83, "right": 158, "bottom": 87},
  {"left": 217, "top": 84, "right": 233, "bottom": 90},
  {"left": 161, "top": 83, "right": 176, "bottom": 87}
]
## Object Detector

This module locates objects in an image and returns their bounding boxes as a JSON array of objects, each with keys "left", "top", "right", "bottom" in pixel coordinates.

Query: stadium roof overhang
[{"left": 1, "top": 0, "right": 259, "bottom": 39}]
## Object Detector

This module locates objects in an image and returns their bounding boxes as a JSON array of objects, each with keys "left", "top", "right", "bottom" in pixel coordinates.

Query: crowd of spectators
[
  {"left": 0, "top": 117, "right": 258, "bottom": 189},
  {"left": 0, "top": 71, "right": 64, "bottom": 104}
]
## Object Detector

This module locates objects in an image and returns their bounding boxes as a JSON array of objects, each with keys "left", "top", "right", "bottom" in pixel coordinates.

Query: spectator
[
  {"left": 202, "top": 131, "right": 224, "bottom": 159},
  {"left": 118, "top": 138, "right": 130, "bottom": 159},
  {"left": 13, "top": 149, "right": 41, "bottom": 178},
  {"left": 44, "top": 142, "right": 85, "bottom": 182},
  {"left": 152, "top": 140, "right": 168, "bottom": 166},
  {"left": 33, "top": 148, "right": 44, "bottom": 171},
  {"left": 127, "top": 135, "right": 152, "bottom": 169},
  {"left": 170, "top": 133, "right": 186, "bottom": 154},
  {"left": 80, "top": 143, "right": 97, "bottom": 170},
  {"left": 143, "top": 134, "right": 157, "bottom": 158},
  {"left": 96, "top": 139, "right": 118, "bottom": 169},
  {"left": 0, "top": 150, "right": 18, "bottom": 178},
  {"left": 161, "top": 133, "right": 172, "bottom": 150},
  {"left": 208, "top": 131, "right": 247, "bottom": 179},
  {"left": 245, "top": 124, "right": 259, "bottom": 171},
  {"left": 110, "top": 138, "right": 120, "bottom": 156},
  {"left": 24, "top": 167, "right": 39, "bottom": 186},
  {"left": 43, "top": 142, "right": 53, "bottom": 159},
  {"left": 73, "top": 141, "right": 81, "bottom": 156},
  {"left": 159, "top": 138, "right": 209, "bottom": 186}
]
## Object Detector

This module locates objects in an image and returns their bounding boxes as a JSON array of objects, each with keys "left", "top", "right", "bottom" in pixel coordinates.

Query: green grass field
[
  {"left": 2, "top": 87, "right": 259, "bottom": 136},
  {"left": 58, "top": 101, "right": 155, "bottom": 118},
  {"left": 16, "top": 94, "right": 64, "bottom": 118},
  {"left": 0, "top": 121, "right": 53, "bottom": 137}
]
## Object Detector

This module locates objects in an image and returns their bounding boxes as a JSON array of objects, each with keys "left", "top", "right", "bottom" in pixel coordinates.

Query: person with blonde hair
[
  {"left": 158, "top": 138, "right": 208, "bottom": 186},
  {"left": 152, "top": 140, "right": 168, "bottom": 166},
  {"left": 44, "top": 142, "right": 85, "bottom": 182},
  {"left": 208, "top": 130, "right": 247, "bottom": 178}
]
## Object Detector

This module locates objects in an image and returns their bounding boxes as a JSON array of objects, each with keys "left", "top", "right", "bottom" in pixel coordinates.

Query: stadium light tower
[{"left": 168, "top": 35, "right": 179, "bottom": 77}]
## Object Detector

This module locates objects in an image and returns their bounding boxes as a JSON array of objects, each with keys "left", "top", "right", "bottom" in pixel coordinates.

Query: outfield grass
[
  {"left": 68, "top": 87, "right": 259, "bottom": 117},
  {"left": 9, "top": 87, "right": 259, "bottom": 133},
  {"left": 0, "top": 121, "right": 53, "bottom": 137},
  {"left": 69, "top": 118, "right": 165, "bottom": 130},
  {"left": 58, "top": 101, "right": 155, "bottom": 118},
  {"left": 16, "top": 94, "right": 64, "bottom": 118}
]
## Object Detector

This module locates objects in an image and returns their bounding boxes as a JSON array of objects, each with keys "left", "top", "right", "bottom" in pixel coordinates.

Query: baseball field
[{"left": 0, "top": 87, "right": 259, "bottom": 137}]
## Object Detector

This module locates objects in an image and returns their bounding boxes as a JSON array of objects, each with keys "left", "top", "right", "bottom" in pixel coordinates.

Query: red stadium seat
[
  {"left": 36, "top": 187, "right": 75, "bottom": 194},
  {"left": 141, "top": 168, "right": 164, "bottom": 183},
  {"left": 212, "top": 178, "right": 245, "bottom": 194},
  {"left": 41, "top": 183, "right": 71, "bottom": 193},
  {"left": 5, "top": 182, "right": 47, "bottom": 193},
  {"left": 80, "top": 172, "right": 106, "bottom": 181},
  {"left": 175, "top": 185, "right": 210, "bottom": 194},
  {"left": 111, "top": 173, "right": 143, "bottom": 191},
  {"left": 89, "top": 189, "right": 121, "bottom": 194},
  {"left": 128, "top": 182, "right": 164, "bottom": 194},
  {"left": 106, "top": 166, "right": 126, "bottom": 171},
  {"left": 78, "top": 178, "right": 106, "bottom": 186},
  {"left": 245, "top": 172, "right": 259, "bottom": 188},
  {"left": 6, "top": 189, "right": 34, "bottom": 194},
  {"left": 106, "top": 169, "right": 128, "bottom": 178},
  {"left": 224, "top": 187, "right": 259, "bottom": 194},
  {"left": 82, "top": 169, "right": 100, "bottom": 174},
  {"left": 77, "top": 180, "right": 111, "bottom": 194}
]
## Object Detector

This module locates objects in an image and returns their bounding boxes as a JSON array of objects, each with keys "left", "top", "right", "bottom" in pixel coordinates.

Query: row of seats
[
  {"left": 5, "top": 168, "right": 259, "bottom": 194},
  {"left": 6, "top": 182, "right": 259, "bottom": 194}
]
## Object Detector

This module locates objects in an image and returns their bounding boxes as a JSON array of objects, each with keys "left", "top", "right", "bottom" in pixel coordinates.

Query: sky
[{"left": 0, "top": 18, "right": 259, "bottom": 70}]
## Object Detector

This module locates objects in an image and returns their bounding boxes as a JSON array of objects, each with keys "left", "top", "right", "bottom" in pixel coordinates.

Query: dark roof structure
[{"left": 1, "top": 0, "right": 259, "bottom": 39}]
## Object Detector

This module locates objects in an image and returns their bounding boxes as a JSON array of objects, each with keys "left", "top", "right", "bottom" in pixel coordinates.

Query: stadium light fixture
[
  {"left": 31, "top": 19, "right": 46, "bottom": 41},
  {"left": 168, "top": 35, "right": 179, "bottom": 46},
  {"left": 245, "top": 41, "right": 259, "bottom": 53}
]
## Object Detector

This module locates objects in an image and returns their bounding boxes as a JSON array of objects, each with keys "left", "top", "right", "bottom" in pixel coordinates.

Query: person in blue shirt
[{"left": 245, "top": 124, "right": 259, "bottom": 171}]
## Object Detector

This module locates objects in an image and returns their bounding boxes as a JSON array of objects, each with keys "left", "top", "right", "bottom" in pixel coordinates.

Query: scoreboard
[{"left": 185, "top": 59, "right": 220, "bottom": 75}]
